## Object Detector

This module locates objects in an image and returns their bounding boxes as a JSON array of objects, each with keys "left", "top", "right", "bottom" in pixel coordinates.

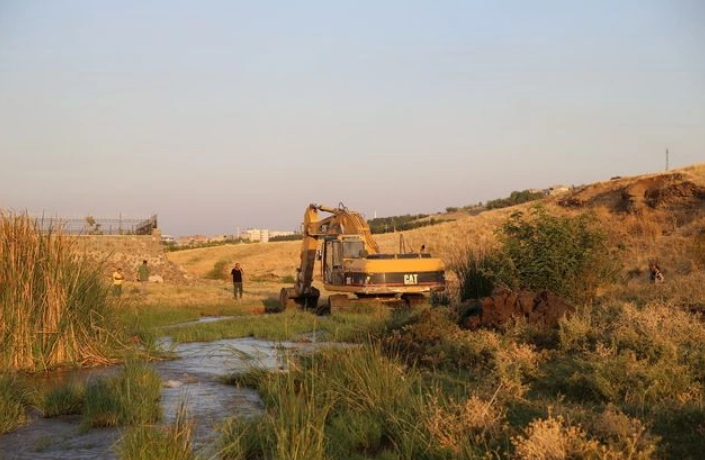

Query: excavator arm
[{"left": 295, "top": 203, "right": 378, "bottom": 294}]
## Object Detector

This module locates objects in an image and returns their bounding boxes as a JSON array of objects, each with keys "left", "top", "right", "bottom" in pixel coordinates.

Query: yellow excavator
[{"left": 278, "top": 203, "right": 446, "bottom": 314}]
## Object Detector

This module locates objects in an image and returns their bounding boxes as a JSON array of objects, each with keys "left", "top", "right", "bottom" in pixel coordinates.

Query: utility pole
[{"left": 666, "top": 148, "right": 669, "bottom": 171}]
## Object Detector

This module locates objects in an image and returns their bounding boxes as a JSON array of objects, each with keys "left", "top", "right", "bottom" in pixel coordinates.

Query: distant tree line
[
  {"left": 269, "top": 233, "right": 303, "bottom": 242},
  {"left": 163, "top": 238, "right": 247, "bottom": 252},
  {"left": 484, "top": 189, "right": 545, "bottom": 210},
  {"left": 367, "top": 214, "right": 450, "bottom": 234}
]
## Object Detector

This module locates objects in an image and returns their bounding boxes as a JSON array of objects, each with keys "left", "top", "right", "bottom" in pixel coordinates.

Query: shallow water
[{"left": 0, "top": 322, "right": 326, "bottom": 460}]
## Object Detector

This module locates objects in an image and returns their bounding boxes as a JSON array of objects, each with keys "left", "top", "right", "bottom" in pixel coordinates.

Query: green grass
[
  {"left": 165, "top": 307, "right": 393, "bottom": 343},
  {"left": 0, "top": 374, "right": 28, "bottom": 434},
  {"left": 221, "top": 345, "right": 420, "bottom": 460},
  {"left": 42, "top": 381, "right": 85, "bottom": 417},
  {"left": 83, "top": 362, "right": 162, "bottom": 428},
  {"left": 116, "top": 400, "right": 197, "bottom": 460}
]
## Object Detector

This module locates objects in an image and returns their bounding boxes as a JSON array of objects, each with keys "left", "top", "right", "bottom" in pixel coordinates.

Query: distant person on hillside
[
  {"left": 112, "top": 267, "right": 125, "bottom": 296},
  {"left": 231, "top": 263, "right": 244, "bottom": 299},
  {"left": 138, "top": 260, "right": 150, "bottom": 294},
  {"left": 649, "top": 263, "right": 664, "bottom": 283}
]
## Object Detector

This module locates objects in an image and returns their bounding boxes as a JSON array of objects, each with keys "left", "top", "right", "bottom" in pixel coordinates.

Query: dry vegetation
[{"left": 3, "top": 163, "right": 705, "bottom": 459}]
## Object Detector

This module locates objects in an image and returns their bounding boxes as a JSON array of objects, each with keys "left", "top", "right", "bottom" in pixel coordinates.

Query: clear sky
[{"left": 1, "top": 1, "right": 703, "bottom": 236}]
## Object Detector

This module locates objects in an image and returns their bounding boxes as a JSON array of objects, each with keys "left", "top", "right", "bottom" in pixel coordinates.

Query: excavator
[{"left": 277, "top": 203, "right": 446, "bottom": 314}]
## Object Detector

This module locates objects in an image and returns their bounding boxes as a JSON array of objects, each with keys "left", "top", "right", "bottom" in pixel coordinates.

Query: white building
[{"left": 243, "top": 228, "right": 294, "bottom": 243}]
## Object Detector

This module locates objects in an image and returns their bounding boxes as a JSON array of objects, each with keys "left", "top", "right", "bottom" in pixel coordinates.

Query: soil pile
[
  {"left": 559, "top": 171, "right": 705, "bottom": 217},
  {"left": 459, "top": 289, "right": 575, "bottom": 330}
]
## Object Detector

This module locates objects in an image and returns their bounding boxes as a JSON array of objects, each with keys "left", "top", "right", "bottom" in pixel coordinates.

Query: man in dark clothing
[{"left": 231, "top": 263, "right": 244, "bottom": 299}]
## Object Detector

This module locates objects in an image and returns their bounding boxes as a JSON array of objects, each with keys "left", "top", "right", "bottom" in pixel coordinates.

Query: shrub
[
  {"left": 512, "top": 413, "right": 657, "bottom": 460},
  {"left": 424, "top": 393, "right": 507, "bottom": 457},
  {"left": 498, "top": 206, "right": 616, "bottom": 302},
  {"left": 544, "top": 301, "right": 705, "bottom": 412},
  {"left": 450, "top": 206, "right": 617, "bottom": 304}
]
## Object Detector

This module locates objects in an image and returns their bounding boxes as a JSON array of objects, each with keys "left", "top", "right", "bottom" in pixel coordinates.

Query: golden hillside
[{"left": 168, "top": 163, "right": 705, "bottom": 288}]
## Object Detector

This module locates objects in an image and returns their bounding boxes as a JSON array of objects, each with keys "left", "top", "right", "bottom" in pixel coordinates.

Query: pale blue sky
[{"left": 1, "top": 1, "right": 703, "bottom": 235}]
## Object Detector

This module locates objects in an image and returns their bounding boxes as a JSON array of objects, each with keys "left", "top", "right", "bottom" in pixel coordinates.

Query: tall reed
[{"left": 0, "top": 212, "right": 122, "bottom": 371}]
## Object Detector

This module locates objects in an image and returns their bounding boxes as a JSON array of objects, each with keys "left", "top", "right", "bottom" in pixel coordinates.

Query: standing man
[
  {"left": 138, "top": 260, "right": 149, "bottom": 295},
  {"left": 231, "top": 262, "right": 244, "bottom": 299},
  {"left": 112, "top": 267, "right": 125, "bottom": 296}
]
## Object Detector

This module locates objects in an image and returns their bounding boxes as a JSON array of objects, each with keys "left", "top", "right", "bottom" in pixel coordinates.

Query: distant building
[{"left": 243, "top": 228, "right": 294, "bottom": 243}]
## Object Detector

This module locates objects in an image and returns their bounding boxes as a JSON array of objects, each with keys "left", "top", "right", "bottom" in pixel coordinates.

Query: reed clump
[
  {"left": 116, "top": 400, "right": 196, "bottom": 460},
  {"left": 0, "top": 373, "right": 29, "bottom": 434},
  {"left": 0, "top": 212, "right": 122, "bottom": 371},
  {"left": 82, "top": 361, "right": 162, "bottom": 428}
]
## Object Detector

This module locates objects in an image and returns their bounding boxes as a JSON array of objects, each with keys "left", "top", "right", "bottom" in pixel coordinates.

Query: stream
[{"left": 0, "top": 319, "right": 328, "bottom": 460}]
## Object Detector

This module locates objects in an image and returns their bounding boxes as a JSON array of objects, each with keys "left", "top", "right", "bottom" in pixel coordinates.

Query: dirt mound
[
  {"left": 458, "top": 289, "right": 575, "bottom": 329},
  {"left": 559, "top": 172, "right": 705, "bottom": 215}
]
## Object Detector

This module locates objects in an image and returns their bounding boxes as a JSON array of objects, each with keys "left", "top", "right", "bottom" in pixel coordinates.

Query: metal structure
[{"left": 32, "top": 214, "right": 158, "bottom": 235}]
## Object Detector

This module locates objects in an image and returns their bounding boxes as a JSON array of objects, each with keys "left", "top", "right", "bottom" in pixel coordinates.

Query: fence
[{"left": 31, "top": 214, "right": 158, "bottom": 236}]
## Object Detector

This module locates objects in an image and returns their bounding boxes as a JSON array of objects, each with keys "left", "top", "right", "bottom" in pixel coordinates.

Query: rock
[{"left": 149, "top": 275, "right": 164, "bottom": 283}]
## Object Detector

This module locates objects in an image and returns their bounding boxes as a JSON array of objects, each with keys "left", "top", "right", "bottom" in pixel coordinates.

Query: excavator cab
[{"left": 322, "top": 235, "right": 366, "bottom": 285}]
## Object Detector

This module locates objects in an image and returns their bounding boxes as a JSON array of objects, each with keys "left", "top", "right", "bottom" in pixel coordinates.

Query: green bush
[
  {"left": 498, "top": 206, "right": 616, "bottom": 301},
  {"left": 455, "top": 206, "right": 616, "bottom": 303}
]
